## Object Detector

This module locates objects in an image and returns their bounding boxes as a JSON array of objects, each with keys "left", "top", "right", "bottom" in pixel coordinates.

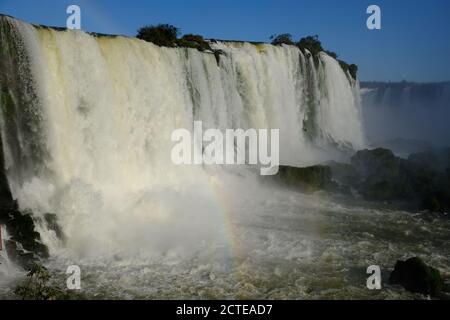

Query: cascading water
[
  {"left": 1, "top": 15, "right": 450, "bottom": 301},
  {"left": 0, "top": 15, "right": 365, "bottom": 260},
  {"left": 0, "top": 225, "right": 22, "bottom": 292},
  {"left": 360, "top": 81, "right": 450, "bottom": 147}
]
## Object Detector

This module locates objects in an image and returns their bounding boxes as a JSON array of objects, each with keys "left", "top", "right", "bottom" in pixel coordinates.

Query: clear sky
[{"left": 1, "top": 0, "right": 449, "bottom": 82}]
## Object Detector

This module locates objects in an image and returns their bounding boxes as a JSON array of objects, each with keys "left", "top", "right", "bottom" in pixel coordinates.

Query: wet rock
[
  {"left": 389, "top": 257, "right": 444, "bottom": 297},
  {"left": 0, "top": 135, "right": 49, "bottom": 266},
  {"left": 43, "top": 213, "right": 65, "bottom": 241},
  {"left": 5, "top": 239, "right": 36, "bottom": 270},
  {"left": 348, "top": 148, "right": 450, "bottom": 211},
  {"left": 275, "top": 165, "right": 339, "bottom": 193},
  {"left": 351, "top": 148, "right": 400, "bottom": 180},
  {"left": 5, "top": 210, "right": 49, "bottom": 258}
]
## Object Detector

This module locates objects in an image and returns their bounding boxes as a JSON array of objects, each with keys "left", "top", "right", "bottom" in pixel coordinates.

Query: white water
[
  {"left": 0, "top": 226, "right": 23, "bottom": 293},
  {"left": 0, "top": 16, "right": 385, "bottom": 300},
  {"left": 2, "top": 16, "right": 450, "bottom": 300},
  {"left": 0, "top": 16, "right": 366, "bottom": 261}
]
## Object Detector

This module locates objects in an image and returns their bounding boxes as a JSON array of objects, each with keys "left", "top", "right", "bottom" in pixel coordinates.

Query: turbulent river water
[{"left": 0, "top": 15, "right": 449, "bottom": 299}]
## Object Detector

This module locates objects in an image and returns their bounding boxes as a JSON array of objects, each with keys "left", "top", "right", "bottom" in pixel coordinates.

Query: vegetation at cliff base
[{"left": 14, "top": 263, "right": 63, "bottom": 300}]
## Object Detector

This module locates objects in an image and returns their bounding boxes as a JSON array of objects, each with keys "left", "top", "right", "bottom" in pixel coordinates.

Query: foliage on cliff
[
  {"left": 270, "top": 33, "right": 358, "bottom": 79},
  {"left": 137, "top": 24, "right": 180, "bottom": 47}
]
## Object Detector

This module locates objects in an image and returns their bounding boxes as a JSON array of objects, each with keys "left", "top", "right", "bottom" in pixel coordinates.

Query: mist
[{"left": 360, "top": 82, "right": 450, "bottom": 153}]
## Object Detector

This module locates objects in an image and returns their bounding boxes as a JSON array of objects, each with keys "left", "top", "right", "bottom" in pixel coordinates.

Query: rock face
[
  {"left": 275, "top": 165, "right": 338, "bottom": 193},
  {"left": 0, "top": 138, "right": 49, "bottom": 269},
  {"left": 389, "top": 257, "right": 444, "bottom": 297},
  {"left": 328, "top": 148, "right": 450, "bottom": 212},
  {"left": 271, "top": 148, "right": 450, "bottom": 213}
]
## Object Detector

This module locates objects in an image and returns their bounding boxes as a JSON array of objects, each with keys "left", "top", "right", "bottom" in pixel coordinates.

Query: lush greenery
[
  {"left": 270, "top": 33, "right": 358, "bottom": 79},
  {"left": 176, "top": 34, "right": 212, "bottom": 52},
  {"left": 269, "top": 33, "right": 294, "bottom": 46},
  {"left": 135, "top": 24, "right": 358, "bottom": 78},
  {"left": 137, "top": 24, "right": 180, "bottom": 47},
  {"left": 296, "top": 35, "right": 323, "bottom": 56},
  {"left": 136, "top": 24, "right": 213, "bottom": 53},
  {"left": 339, "top": 61, "right": 358, "bottom": 80},
  {"left": 14, "top": 264, "right": 63, "bottom": 300}
]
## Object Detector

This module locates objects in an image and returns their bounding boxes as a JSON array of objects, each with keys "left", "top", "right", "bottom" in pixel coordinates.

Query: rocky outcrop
[
  {"left": 274, "top": 148, "right": 450, "bottom": 213},
  {"left": 0, "top": 138, "right": 49, "bottom": 269},
  {"left": 389, "top": 257, "right": 444, "bottom": 297},
  {"left": 330, "top": 148, "right": 450, "bottom": 212},
  {"left": 274, "top": 165, "right": 339, "bottom": 193}
]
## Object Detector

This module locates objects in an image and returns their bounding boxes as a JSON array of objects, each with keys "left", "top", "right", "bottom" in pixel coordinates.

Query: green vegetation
[
  {"left": 134, "top": 23, "right": 358, "bottom": 78},
  {"left": 339, "top": 61, "right": 358, "bottom": 80},
  {"left": 269, "top": 33, "right": 358, "bottom": 79},
  {"left": 324, "top": 50, "right": 338, "bottom": 59},
  {"left": 297, "top": 35, "right": 323, "bottom": 56},
  {"left": 176, "top": 34, "right": 212, "bottom": 52},
  {"left": 137, "top": 24, "right": 179, "bottom": 47},
  {"left": 270, "top": 33, "right": 294, "bottom": 46},
  {"left": 136, "top": 24, "right": 215, "bottom": 55},
  {"left": 14, "top": 263, "right": 63, "bottom": 300}
]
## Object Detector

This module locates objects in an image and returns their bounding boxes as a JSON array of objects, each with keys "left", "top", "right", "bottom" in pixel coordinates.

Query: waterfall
[
  {"left": 0, "top": 225, "right": 20, "bottom": 282},
  {"left": 0, "top": 15, "right": 365, "bottom": 260},
  {"left": 360, "top": 81, "right": 450, "bottom": 146}
]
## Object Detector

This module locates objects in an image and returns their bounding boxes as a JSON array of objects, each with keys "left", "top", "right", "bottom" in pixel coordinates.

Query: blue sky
[{"left": 1, "top": 0, "right": 449, "bottom": 82}]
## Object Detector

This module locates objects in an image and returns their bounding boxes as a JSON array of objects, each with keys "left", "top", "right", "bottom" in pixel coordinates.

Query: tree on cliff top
[
  {"left": 270, "top": 33, "right": 294, "bottom": 46},
  {"left": 137, "top": 24, "right": 179, "bottom": 47}
]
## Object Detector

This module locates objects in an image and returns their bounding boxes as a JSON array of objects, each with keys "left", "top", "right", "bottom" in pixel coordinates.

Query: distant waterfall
[
  {"left": 0, "top": 15, "right": 365, "bottom": 259},
  {"left": 360, "top": 82, "right": 450, "bottom": 146}
]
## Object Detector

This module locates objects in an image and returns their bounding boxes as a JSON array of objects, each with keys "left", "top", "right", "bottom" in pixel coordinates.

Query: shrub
[
  {"left": 270, "top": 33, "right": 294, "bottom": 46},
  {"left": 14, "top": 263, "right": 63, "bottom": 300},
  {"left": 137, "top": 24, "right": 179, "bottom": 47},
  {"left": 348, "top": 64, "right": 358, "bottom": 79},
  {"left": 339, "top": 60, "right": 358, "bottom": 80},
  {"left": 297, "top": 35, "right": 323, "bottom": 56},
  {"left": 324, "top": 50, "right": 338, "bottom": 59},
  {"left": 177, "top": 34, "right": 212, "bottom": 51}
]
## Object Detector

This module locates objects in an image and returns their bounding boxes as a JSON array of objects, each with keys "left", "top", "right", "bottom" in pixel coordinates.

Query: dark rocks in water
[
  {"left": 346, "top": 148, "right": 450, "bottom": 212},
  {"left": 371, "top": 138, "right": 433, "bottom": 159},
  {"left": 351, "top": 148, "right": 399, "bottom": 179},
  {"left": 328, "top": 161, "right": 359, "bottom": 188},
  {"left": 43, "top": 213, "right": 65, "bottom": 242},
  {"left": 0, "top": 134, "right": 49, "bottom": 267},
  {"left": 4, "top": 240, "right": 36, "bottom": 270},
  {"left": 275, "top": 165, "right": 339, "bottom": 193},
  {"left": 271, "top": 147, "right": 450, "bottom": 213},
  {"left": 408, "top": 148, "right": 450, "bottom": 172},
  {"left": 348, "top": 148, "right": 415, "bottom": 201},
  {"left": 213, "top": 49, "right": 225, "bottom": 65},
  {"left": 2, "top": 209, "right": 49, "bottom": 258},
  {"left": 389, "top": 257, "right": 444, "bottom": 297}
]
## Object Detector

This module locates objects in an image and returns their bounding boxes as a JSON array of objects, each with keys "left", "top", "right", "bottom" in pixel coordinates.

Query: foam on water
[
  {"left": 0, "top": 16, "right": 366, "bottom": 263},
  {"left": 3, "top": 16, "right": 446, "bottom": 300}
]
